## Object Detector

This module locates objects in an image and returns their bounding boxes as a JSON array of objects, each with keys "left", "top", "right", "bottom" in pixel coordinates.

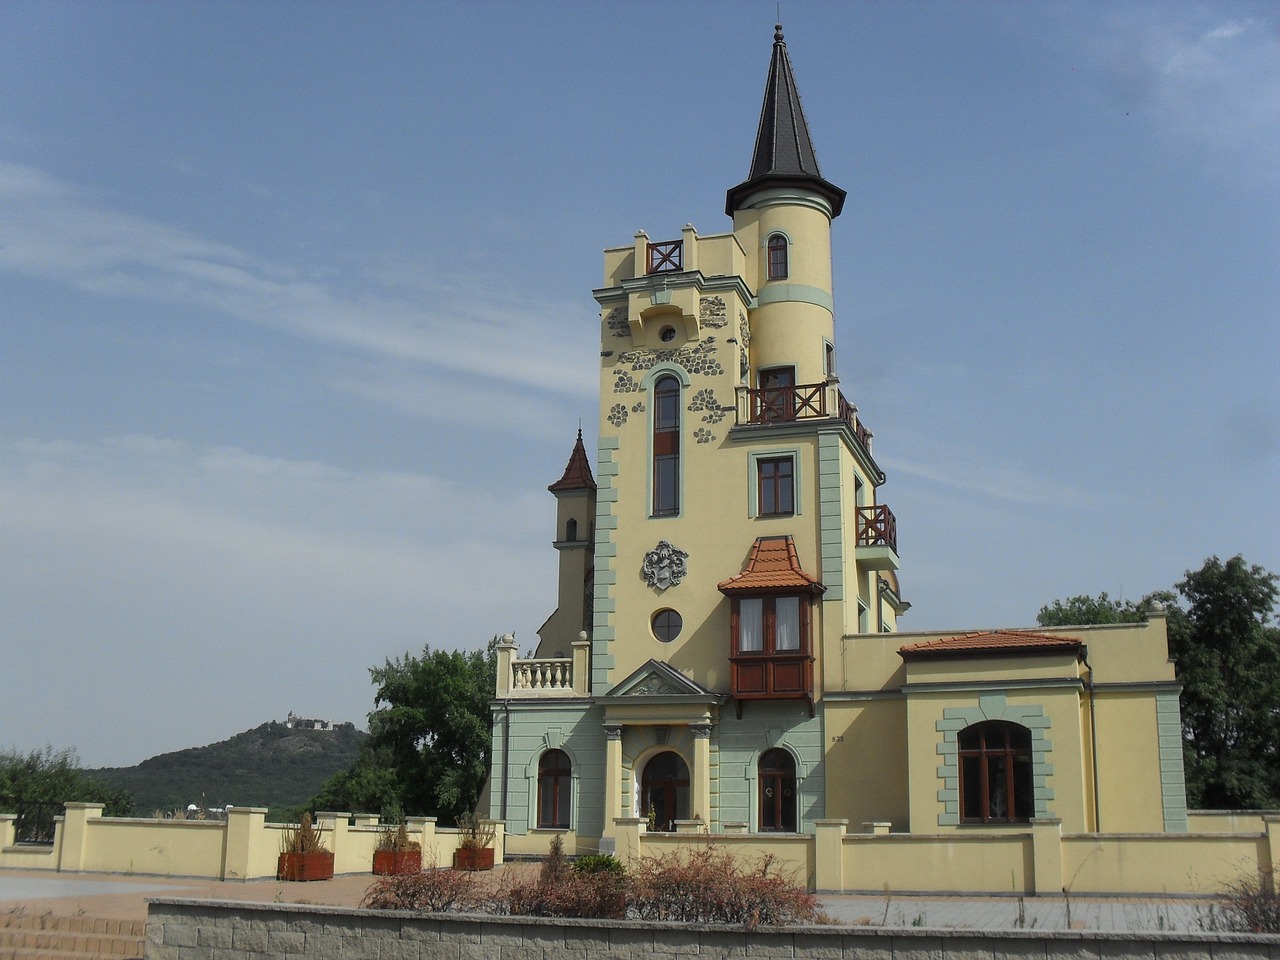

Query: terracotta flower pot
[
  {"left": 452, "top": 847, "right": 494, "bottom": 871},
  {"left": 372, "top": 849, "right": 422, "bottom": 875},
  {"left": 277, "top": 851, "right": 334, "bottom": 881}
]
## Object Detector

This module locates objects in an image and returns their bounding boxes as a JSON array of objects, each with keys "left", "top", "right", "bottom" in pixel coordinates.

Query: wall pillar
[
  {"left": 316, "top": 812, "right": 353, "bottom": 873},
  {"left": 407, "top": 816, "right": 438, "bottom": 866},
  {"left": 0, "top": 814, "right": 15, "bottom": 848},
  {"left": 813, "top": 819, "right": 847, "bottom": 893},
  {"left": 602, "top": 725, "right": 623, "bottom": 842},
  {"left": 1263, "top": 815, "right": 1280, "bottom": 879},
  {"left": 690, "top": 723, "right": 712, "bottom": 823},
  {"left": 56, "top": 802, "right": 103, "bottom": 872},
  {"left": 495, "top": 634, "right": 517, "bottom": 697},
  {"left": 1031, "top": 817, "right": 1064, "bottom": 897},
  {"left": 613, "top": 817, "right": 644, "bottom": 865},
  {"left": 223, "top": 806, "right": 268, "bottom": 880},
  {"left": 572, "top": 636, "right": 591, "bottom": 696}
]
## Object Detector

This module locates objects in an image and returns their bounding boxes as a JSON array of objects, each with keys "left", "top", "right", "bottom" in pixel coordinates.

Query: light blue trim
[
  {"left": 592, "top": 438, "right": 619, "bottom": 694},
  {"left": 746, "top": 447, "right": 804, "bottom": 519},
  {"left": 817, "top": 432, "right": 843, "bottom": 601},
  {"left": 1156, "top": 692, "right": 1189, "bottom": 832},
  {"left": 934, "top": 695, "right": 1053, "bottom": 826},
  {"left": 756, "top": 283, "right": 834, "bottom": 314}
]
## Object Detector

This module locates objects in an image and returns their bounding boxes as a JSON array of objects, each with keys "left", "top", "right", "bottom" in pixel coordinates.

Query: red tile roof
[
  {"left": 547, "top": 429, "right": 597, "bottom": 492},
  {"left": 899, "top": 630, "right": 1083, "bottom": 661},
  {"left": 717, "top": 536, "right": 825, "bottom": 594}
]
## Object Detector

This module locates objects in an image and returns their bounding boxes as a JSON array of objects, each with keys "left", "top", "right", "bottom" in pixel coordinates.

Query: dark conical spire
[
  {"left": 548, "top": 429, "right": 596, "bottom": 493},
  {"left": 726, "top": 24, "right": 846, "bottom": 217}
]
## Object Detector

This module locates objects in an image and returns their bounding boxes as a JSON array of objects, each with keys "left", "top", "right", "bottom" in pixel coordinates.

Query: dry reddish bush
[
  {"left": 502, "top": 869, "right": 628, "bottom": 919},
  {"left": 361, "top": 867, "right": 480, "bottom": 912},
  {"left": 1219, "top": 871, "right": 1280, "bottom": 934},
  {"left": 628, "top": 846, "right": 823, "bottom": 929}
]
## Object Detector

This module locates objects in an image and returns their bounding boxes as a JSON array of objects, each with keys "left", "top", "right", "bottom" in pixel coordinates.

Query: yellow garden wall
[{"left": 0, "top": 804, "right": 499, "bottom": 880}]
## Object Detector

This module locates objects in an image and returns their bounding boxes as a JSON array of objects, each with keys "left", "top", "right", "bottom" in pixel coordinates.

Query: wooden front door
[{"left": 641, "top": 751, "right": 690, "bottom": 832}]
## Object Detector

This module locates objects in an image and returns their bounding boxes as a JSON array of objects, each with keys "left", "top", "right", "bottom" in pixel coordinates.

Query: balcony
[
  {"left": 856, "top": 503, "right": 899, "bottom": 570},
  {"left": 495, "top": 636, "right": 590, "bottom": 699},
  {"left": 736, "top": 383, "right": 874, "bottom": 458}
]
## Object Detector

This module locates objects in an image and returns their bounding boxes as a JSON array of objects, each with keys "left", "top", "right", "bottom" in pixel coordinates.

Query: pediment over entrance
[{"left": 607, "top": 659, "right": 714, "bottom": 699}]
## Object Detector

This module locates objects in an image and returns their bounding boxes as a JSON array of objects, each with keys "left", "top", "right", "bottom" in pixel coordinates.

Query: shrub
[
  {"left": 628, "top": 845, "right": 823, "bottom": 929},
  {"left": 361, "top": 868, "right": 479, "bottom": 912},
  {"left": 1214, "top": 871, "right": 1280, "bottom": 934},
  {"left": 502, "top": 867, "right": 628, "bottom": 920},
  {"left": 574, "top": 854, "right": 625, "bottom": 877}
]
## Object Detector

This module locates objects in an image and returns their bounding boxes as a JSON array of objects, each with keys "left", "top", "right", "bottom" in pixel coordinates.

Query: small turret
[{"left": 536, "top": 430, "right": 596, "bottom": 658}]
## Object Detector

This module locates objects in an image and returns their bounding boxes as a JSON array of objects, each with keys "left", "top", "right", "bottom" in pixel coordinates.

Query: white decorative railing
[{"left": 510, "top": 657, "right": 574, "bottom": 694}]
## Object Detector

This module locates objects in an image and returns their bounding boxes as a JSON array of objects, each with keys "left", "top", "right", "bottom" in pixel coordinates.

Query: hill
[{"left": 90, "top": 720, "right": 367, "bottom": 819}]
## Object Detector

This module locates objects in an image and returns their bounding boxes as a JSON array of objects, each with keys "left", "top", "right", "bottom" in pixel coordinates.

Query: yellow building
[{"left": 488, "top": 25, "right": 1187, "bottom": 862}]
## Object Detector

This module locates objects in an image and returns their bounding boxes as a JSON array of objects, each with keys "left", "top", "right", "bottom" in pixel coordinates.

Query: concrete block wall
[{"left": 145, "top": 898, "right": 1280, "bottom": 960}]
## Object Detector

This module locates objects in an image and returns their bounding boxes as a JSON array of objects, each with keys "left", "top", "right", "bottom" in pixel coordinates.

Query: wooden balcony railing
[
  {"left": 647, "top": 239, "right": 683, "bottom": 274},
  {"left": 857, "top": 504, "right": 897, "bottom": 553},
  {"left": 737, "top": 384, "right": 874, "bottom": 458}
]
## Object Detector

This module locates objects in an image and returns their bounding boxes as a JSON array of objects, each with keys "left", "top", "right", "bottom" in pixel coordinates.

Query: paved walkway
[{"left": 0, "top": 867, "right": 1222, "bottom": 934}]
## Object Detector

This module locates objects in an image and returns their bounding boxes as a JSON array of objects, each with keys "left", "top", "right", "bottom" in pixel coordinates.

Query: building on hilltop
[{"left": 487, "top": 25, "right": 1187, "bottom": 863}]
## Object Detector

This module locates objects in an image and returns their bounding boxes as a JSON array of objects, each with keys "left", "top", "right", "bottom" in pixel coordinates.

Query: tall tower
[{"left": 492, "top": 24, "right": 905, "bottom": 850}]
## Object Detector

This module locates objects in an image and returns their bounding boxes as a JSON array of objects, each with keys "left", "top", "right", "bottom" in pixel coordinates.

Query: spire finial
[{"left": 774, "top": 23, "right": 784, "bottom": 43}]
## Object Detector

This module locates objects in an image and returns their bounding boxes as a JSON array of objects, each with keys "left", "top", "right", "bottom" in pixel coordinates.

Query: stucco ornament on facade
[
  {"left": 699, "top": 296, "right": 728, "bottom": 328},
  {"left": 641, "top": 540, "right": 689, "bottom": 590},
  {"left": 606, "top": 306, "right": 631, "bottom": 338}
]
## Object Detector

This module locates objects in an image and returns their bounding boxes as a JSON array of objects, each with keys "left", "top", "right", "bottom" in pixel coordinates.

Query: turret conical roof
[
  {"left": 548, "top": 429, "right": 597, "bottom": 493},
  {"left": 726, "top": 24, "right": 846, "bottom": 217}
]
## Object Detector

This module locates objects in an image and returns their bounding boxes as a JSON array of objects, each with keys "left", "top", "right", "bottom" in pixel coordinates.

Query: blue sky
[{"left": 2, "top": 2, "right": 1276, "bottom": 769}]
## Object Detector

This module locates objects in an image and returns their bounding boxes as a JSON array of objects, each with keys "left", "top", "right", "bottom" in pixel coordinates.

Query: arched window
[
  {"left": 652, "top": 375, "right": 680, "bottom": 516},
  {"left": 565, "top": 518, "right": 578, "bottom": 541},
  {"left": 640, "top": 751, "right": 689, "bottom": 832},
  {"left": 958, "top": 721, "right": 1034, "bottom": 823},
  {"left": 758, "top": 748, "right": 797, "bottom": 832},
  {"left": 767, "top": 234, "right": 788, "bottom": 280},
  {"left": 537, "top": 749, "right": 572, "bottom": 828}
]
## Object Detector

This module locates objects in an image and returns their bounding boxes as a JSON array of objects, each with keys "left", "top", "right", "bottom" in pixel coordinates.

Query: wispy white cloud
[
  {"left": 0, "top": 161, "right": 597, "bottom": 409},
  {"left": 0, "top": 435, "right": 556, "bottom": 765},
  {"left": 880, "top": 453, "right": 1097, "bottom": 510},
  {"left": 1087, "top": 8, "right": 1280, "bottom": 186}
]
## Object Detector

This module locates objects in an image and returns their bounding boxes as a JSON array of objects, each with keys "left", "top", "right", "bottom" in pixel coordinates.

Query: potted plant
[
  {"left": 452, "top": 814, "right": 496, "bottom": 871},
  {"left": 277, "top": 812, "right": 334, "bottom": 881},
  {"left": 372, "top": 821, "right": 422, "bottom": 875}
]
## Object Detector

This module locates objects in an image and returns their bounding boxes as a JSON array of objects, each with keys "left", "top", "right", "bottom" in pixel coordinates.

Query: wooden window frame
[
  {"left": 767, "top": 234, "right": 788, "bottom": 280},
  {"left": 729, "top": 594, "right": 814, "bottom": 711},
  {"left": 536, "top": 749, "right": 572, "bottom": 829},
  {"left": 757, "top": 456, "right": 795, "bottom": 516},
  {"left": 652, "top": 375, "right": 680, "bottom": 516},
  {"left": 958, "top": 721, "right": 1034, "bottom": 824}
]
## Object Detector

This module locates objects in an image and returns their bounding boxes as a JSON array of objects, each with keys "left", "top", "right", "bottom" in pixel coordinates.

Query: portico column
[
  {"left": 691, "top": 724, "right": 712, "bottom": 824},
  {"left": 602, "top": 725, "right": 623, "bottom": 840}
]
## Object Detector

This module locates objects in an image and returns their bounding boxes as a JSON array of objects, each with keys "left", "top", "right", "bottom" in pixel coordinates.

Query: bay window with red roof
[{"left": 718, "top": 536, "right": 825, "bottom": 715}]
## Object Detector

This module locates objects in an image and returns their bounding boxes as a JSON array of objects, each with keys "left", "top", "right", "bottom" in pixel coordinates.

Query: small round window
[
  {"left": 652, "top": 609, "right": 683, "bottom": 643},
  {"left": 659, "top": 326, "right": 677, "bottom": 343}
]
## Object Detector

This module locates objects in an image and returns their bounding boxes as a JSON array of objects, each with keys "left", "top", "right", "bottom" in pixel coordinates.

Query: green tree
[
  {"left": 1169, "top": 556, "right": 1279, "bottom": 809},
  {"left": 1036, "top": 591, "right": 1154, "bottom": 627},
  {"left": 0, "top": 746, "right": 134, "bottom": 817},
  {"left": 1037, "top": 556, "right": 1280, "bottom": 809},
  {"left": 310, "top": 641, "right": 497, "bottom": 824}
]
